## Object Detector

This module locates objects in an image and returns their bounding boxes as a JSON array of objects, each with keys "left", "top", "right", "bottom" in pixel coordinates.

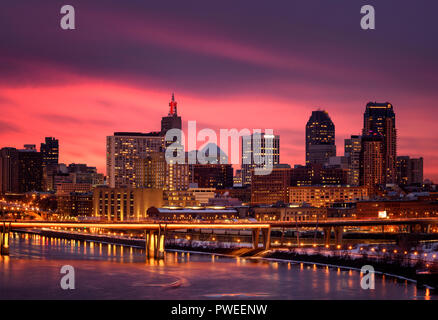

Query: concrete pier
[{"left": 0, "top": 222, "right": 10, "bottom": 255}]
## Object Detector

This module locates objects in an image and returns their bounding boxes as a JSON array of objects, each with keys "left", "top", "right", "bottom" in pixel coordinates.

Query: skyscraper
[
  {"left": 17, "top": 145, "right": 43, "bottom": 192},
  {"left": 397, "top": 156, "right": 424, "bottom": 185},
  {"left": 305, "top": 110, "right": 336, "bottom": 165},
  {"left": 362, "top": 102, "right": 397, "bottom": 184},
  {"left": 106, "top": 132, "right": 164, "bottom": 188},
  {"left": 0, "top": 148, "right": 19, "bottom": 194},
  {"left": 135, "top": 152, "right": 189, "bottom": 191},
  {"left": 40, "top": 137, "right": 59, "bottom": 167},
  {"left": 241, "top": 132, "right": 280, "bottom": 186},
  {"left": 161, "top": 93, "right": 182, "bottom": 137},
  {"left": 360, "top": 134, "right": 384, "bottom": 188},
  {"left": 344, "top": 135, "right": 362, "bottom": 186},
  {"left": 40, "top": 137, "right": 59, "bottom": 191}
]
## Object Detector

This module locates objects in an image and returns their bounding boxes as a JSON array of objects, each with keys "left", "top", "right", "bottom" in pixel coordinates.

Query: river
[{"left": 0, "top": 233, "right": 433, "bottom": 299}]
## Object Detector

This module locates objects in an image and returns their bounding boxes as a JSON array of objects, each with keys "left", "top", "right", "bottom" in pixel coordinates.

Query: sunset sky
[{"left": 1, "top": 1, "right": 437, "bottom": 180}]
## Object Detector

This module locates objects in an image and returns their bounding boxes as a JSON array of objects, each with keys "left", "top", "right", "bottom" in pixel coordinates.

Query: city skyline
[{"left": 1, "top": 1, "right": 437, "bottom": 181}]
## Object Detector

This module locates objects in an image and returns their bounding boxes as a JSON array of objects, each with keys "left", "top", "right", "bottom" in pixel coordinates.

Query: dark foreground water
[{"left": 0, "top": 233, "right": 433, "bottom": 300}]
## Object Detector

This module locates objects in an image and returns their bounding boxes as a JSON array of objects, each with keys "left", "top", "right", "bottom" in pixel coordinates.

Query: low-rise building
[
  {"left": 289, "top": 185, "right": 369, "bottom": 208},
  {"left": 147, "top": 207, "right": 239, "bottom": 221},
  {"left": 93, "top": 187, "right": 164, "bottom": 221}
]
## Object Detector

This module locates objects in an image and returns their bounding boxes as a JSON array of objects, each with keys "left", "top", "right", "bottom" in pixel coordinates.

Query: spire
[{"left": 169, "top": 92, "right": 177, "bottom": 115}]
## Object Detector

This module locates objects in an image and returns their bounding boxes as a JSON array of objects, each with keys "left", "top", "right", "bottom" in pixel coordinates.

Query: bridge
[
  {"left": 0, "top": 221, "right": 272, "bottom": 258},
  {"left": 2, "top": 217, "right": 438, "bottom": 258}
]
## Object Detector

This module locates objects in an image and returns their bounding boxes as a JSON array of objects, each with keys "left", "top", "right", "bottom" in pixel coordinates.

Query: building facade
[
  {"left": 360, "top": 134, "right": 384, "bottom": 187},
  {"left": 344, "top": 135, "right": 362, "bottom": 186},
  {"left": 93, "top": 187, "right": 164, "bottom": 221},
  {"left": 288, "top": 185, "right": 369, "bottom": 207},
  {"left": 106, "top": 132, "right": 164, "bottom": 188},
  {"left": 362, "top": 102, "right": 397, "bottom": 184},
  {"left": 251, "top": 165, "right": 291, "bottom": 205},
  {"left": 241, "top": 132, "right": 280, "bottom": 186},
  {"left": 305, "top": 110, "right": 336, "bottom": 165}
]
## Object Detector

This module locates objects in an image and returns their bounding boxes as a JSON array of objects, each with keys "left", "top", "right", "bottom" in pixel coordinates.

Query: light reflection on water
[{"left": 0, "top": 233, "right": 434, "bottom": 300}]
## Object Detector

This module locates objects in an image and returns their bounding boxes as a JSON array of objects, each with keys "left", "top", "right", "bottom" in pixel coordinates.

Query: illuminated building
[
  {"left": 362, "top": 102, "right": 397, "bottom": 184},
  {"left": 93, "top": 187, "right": 164, "bottom": 221},
  {"left": 241, "top": 132, "right": 280, "bottom": 186},
  {"left": 55, "top": 182, "right": 92, "bottom": 197},
  {"left": 161, "top": 93, "right": 182, "bottom": 136},
  {"left": 0, "top": 147, "right": 19, "bottom": 194},
  {"left": 305, "top": 110, "right": 336, "bottom": 165},
  {"left": 251, "top": 165, "right": 291, "bottom": 205},
  {"left": 147, "top": 207, "right": 239, "bottom": 221},
  {"left": 344, "top": 135, "right": 362, "bottom": 186},
  {"left": 58, "top": 192, "right": 93, "bottom": 217},
  {"left": 106, "top": 132, "right": 164, "bottom": 188},
  {"left": 190, "top": 164, "right": 233, "bottom": 189},
  {"left": 290, "top": 164, "right": 347, "bottom": 186},
  {"left": 360, "top": 134, "right": 384, "bottom": 187},
  {"left": 17, "top": 145, "right": 43, "bottom": 193},
  {"left": 188, "top": 187, "right": 216, "bottom": 205},
  {"left": 288, "top": 185, "right": 369, "bottom": 208},
  {"left": 355, "top": 199, "right": 438, "bottom": 219},
  {"left": 40, "top": 137, "right": 59, "bottom": 191},
  {"left": 397, "top": 156, "right": 423, "bottom": 185},
  {"left": 135, "top": 152, "right": 189, "bottom": 191},
  {"left": 163, "top": 190, "right": 198, "bottom": 207},
  {"left": 252, "top": 204, "right": 327, "bottom": 222}
]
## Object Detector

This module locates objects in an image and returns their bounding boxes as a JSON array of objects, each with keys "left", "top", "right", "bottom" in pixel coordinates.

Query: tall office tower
[
  {"left": 0, "top": 147, "right": 19, "bottom": 194},
  {"left": 397, "top": 156, "right": 424, "bottom": 185},
  {"left": 135, "top": 152, "right": 188, "bottom": 191},
  {"left": 40, "top": 137, "right": 59, "bottom": 166},
  {"left": 396, "top": 156, "right": 410, "bottom": 185},
  {"left": 305, "top": 110, "right": 336, "bottom": 165},
  {"left": 409, "top": 157, "right": 424, "bottom": 184},
  {"left": 241, "top": 132, "right": 280, "bottom": 186},
  {"left": 344, "top": 135, "right": 362, "bottom": 186},
  {"left": 17, "top": 145, "right": 43, "bottom": 192},
  {"left": 40, "top": 137, "right": 59, "bottom": 191},
  {"left": 161, "top": 93, "right": 182, "bottom": 137},
  {"left": 106, "top": 132, "right": 165, "bottom": 188},
  {"left": 362, "top": 102, "right": 397, "bottom": 184},
  {"left": 360, "top": 135, "right": 384, "bottom": 188}
]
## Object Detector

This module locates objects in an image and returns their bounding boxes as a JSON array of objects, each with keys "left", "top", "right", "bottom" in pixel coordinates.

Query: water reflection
[{"left": 0, "top": 233, "right": 434, "bottom": 300}]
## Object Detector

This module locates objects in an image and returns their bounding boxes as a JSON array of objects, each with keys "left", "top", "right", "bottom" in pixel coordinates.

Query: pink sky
[{"left": 1, "top": 1, "right": 437, "bottom": 181}]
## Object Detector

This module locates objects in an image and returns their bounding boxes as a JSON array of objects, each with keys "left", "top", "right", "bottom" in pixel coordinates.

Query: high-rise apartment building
[
  {"left": 0, "top": 148, "right": 19, "bottom": 194},
  {"left": 241, "top": 132, "right": 280, "bottom": 186},
  {"left": 360, "top": 134, "right": 384, "bottom": 188},
  {"left": 305, "top": 110, "right": 336, "bottom": 165},
  {"left": 397, "top": 156, "right": 423, "bottom": 185},
  {"left": 344, "top": 135, "right": 362, "bottom": 186},
  {"left": 135, "top": 152, "right": 189, "bottom": 191},
  {"left": 362, "top": 102, "right": 397, "bottom": 184},
  {"left": 106, "top": 132, "right": 164, "bottom": 188}
]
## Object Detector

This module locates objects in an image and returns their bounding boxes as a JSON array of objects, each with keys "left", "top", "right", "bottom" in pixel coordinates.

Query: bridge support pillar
[
  {"left": 145, "top": 226, "right": 166, "bottom": 259},
  {"left": 323, "top": 227, "right": 331, "bottom": 246},
  {"left": 252, "top": 228, "right": 260, "bottom": 249},
  {"left": 1, "top": 223, "right": 11, "bottom": 256},
  {"left": 262, "top": 227, "right": 271, "bottom": 250},
  {"left": 334, "top": 227, "right": 343, "bottom": 246}
]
